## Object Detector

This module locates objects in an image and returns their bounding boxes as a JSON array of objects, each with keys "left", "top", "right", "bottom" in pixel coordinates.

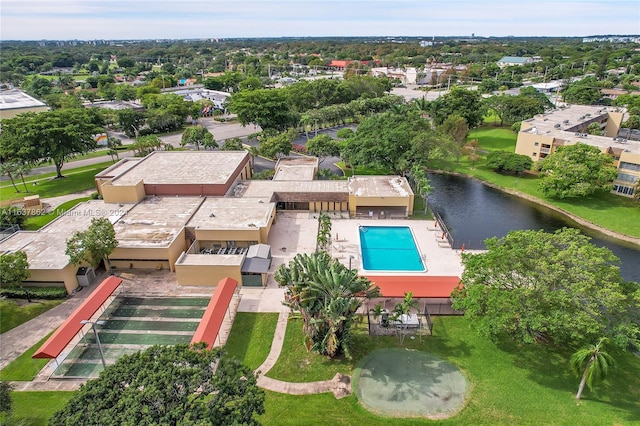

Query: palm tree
[
  {"left": 246, "top": 145, "right": 259, "bottom": 170},
  {"left": 299, "top": 115, "right": 312, "bottom": 142},
  {"left": 393, "top": 292, "right": 419, "bottom": 317},
  {"left": 413, "top": 97, "right": 429, "bottom": 118},
  {"left": 570, "top": 337, "right": 615, "bottom": 400},
  {"left": 0, "top": 162, "right": 20, "bottom": 193},
  {"left": 316, "top": 213, "right": 332, "bottom": 252},
  {"left": 14, "top": 162, "right": 32, "bottom": 192}
]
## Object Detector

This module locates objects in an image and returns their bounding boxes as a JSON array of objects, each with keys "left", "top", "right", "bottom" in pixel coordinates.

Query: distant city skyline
[{"left": 1, "top": 1, "right": 639, "bottom": 41}]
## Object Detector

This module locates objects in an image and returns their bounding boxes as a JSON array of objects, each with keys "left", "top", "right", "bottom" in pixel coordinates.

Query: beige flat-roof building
[
  {"left": 0, "top": 201, "right": 131, "bottom": 294},
  {"left": 2, "top": 150, "right": 415, "bottom": 292},
  {"left": 96, "top": 151, "right": 252, "bottom": 202},
  {"left": 0, "top": 89, "right": 49, "bottom": 119},
  {"left": 515, "top": 105, "right": 640, "bottom": 197}
]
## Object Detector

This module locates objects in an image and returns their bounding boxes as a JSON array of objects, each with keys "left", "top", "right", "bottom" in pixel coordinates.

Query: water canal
[{"left": 427, "top": 173, "right": 640, "bottom": 283}]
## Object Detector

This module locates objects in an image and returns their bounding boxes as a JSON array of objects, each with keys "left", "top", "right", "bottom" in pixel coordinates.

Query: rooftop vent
[{"left": 554, "top": 124, "right": 561, "bottom": 129}]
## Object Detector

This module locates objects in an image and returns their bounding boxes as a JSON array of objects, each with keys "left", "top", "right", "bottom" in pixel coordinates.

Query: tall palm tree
[
  {"left": 299, "top": 115, "right": 312, "bottom": 142},
  {"left": 14, "top": 162, "right": 32, "bottom": 192},
  {"left": 570, "top": 337, "right": 615, "bottom": 400},
  {"left": 0, "top": 162, "right": 20, "bottom": 193}
]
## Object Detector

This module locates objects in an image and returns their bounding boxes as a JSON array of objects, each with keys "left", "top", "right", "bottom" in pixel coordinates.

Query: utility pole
[{"left": 81, "top": 320, "right": 107, "bottom": 369}]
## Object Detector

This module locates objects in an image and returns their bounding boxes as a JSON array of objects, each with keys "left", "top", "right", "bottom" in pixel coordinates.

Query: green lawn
[
  {"left": 0, "top": 300, "right": 64, "bottom": 334},
  {"left": 35, "top": 149, "right": 118, "bottom": 166},
  {"left": 23, "top": 197, "right": 92, "bottom": 230},
  {"left": 8, "top": 315, "right": 639, "bottom": 424},
  {"left": 0, "top": 333, "right": 53, "bottom": 381},
  {"left": 258, "top": 315, "right": 640, "bottom": 425},
  {"left": 1, "top": 162, "right": 113, "bottom": 201},
  {"left": 224, "top": 312, "right": 279, "bottom": 370},
  {"left": 8, "top": 391, "right": 74, "bottom": 426},
  {"left": 266, "top": 317, "right": 354, "bottom": 382}
]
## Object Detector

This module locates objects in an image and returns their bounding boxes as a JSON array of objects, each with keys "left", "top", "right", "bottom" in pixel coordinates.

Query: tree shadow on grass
[{"left": 224, "top": 312, "right": 258, "bottom": 365}]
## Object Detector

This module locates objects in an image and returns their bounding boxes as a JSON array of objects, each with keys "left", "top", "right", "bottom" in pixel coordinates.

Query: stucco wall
[
  {"left": 175, "top": 264, "right": 242, "bottom": 286},
  {"left": 25, "top": 264, "right": 79, "bottom": 295},
  {"left": 100, "top": 180, "right": 146, "bottom": 203}
]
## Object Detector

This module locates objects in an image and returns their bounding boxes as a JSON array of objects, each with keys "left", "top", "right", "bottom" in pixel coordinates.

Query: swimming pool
[{"left": 359, "top": 226, "right": 425, "bottom": 271}]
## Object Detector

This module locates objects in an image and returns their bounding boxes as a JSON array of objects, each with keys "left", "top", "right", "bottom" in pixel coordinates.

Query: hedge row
[{"left": 0, "top": 287, "right": 68, "bottom": 300}]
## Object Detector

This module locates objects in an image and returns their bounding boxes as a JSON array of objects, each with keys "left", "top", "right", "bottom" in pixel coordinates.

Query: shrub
[
  {"left": 0, "top": 286, "right": 68, "bottom": 300},
  {"left": 292, "top": 144, "right": 307, "bottom": 153},
  {"left": 252, "top": 170, "right": 275, "bottom": 180},
  {"left": 336, "top": 128, "right": 355, "bottom": 139},
  {"left": 486, "top": 151, "right": 533, "bottom": 175},
  {"left": 0, "top": 207, "right": 26, "bottom": 229}
]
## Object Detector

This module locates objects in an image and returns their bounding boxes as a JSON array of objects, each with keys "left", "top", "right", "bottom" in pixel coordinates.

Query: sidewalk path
[
  {"left": 0, "top": 282, "right": 99, "bottom": 370},
  {"left": 254, "top": 311, "right": 352, "bottom": 399}
]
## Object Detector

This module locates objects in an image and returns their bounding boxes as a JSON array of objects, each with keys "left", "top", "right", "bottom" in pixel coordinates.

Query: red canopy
[
  {"left": 364, "top": 275, "right": 461, "bottom": 298},
  {"left": 191, "top": 277, "right": 238, "bottom": 349},
  {"left": 33, "top": 276, "right": 123, "bottom": 359}
]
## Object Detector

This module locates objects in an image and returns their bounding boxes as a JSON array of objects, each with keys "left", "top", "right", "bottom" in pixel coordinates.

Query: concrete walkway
[{"left": 255, "top": 311, "right": 352, "bottom": 398}]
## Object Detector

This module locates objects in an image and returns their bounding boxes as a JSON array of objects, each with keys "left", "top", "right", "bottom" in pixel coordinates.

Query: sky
[{"left": 1, "top": 0, "right": 639, "bottom": 40}]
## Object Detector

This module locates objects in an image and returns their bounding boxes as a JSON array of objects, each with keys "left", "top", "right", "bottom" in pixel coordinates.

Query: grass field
[
  {"left": 8, "top": 391, "right": 74, "bottom": 426},
  {"left": 257, "top": 315, "right": 640, "bottom": 425},
  {"left": 23, "top": 197, "right": 92, "bottom": 230},
  {"left": 0, "top": 300, "right": 64, "bottom": 334},
  {"left": 7, "top": 315, "right": 638, "bottom": 425},
  {"left": 224, "top": 312, "right": 280, "bottom": 370},
  {"left": 1, "top": 161, "right": 113, "bottom": 201}
]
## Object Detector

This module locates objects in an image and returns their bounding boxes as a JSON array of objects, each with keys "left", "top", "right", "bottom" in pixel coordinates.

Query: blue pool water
[{"left": 359, "top": 226, "right": 425, "bottom": 271}]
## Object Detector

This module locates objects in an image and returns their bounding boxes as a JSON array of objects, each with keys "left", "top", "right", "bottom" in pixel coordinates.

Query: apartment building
[{"left": 515, "top": 105, "right": 640, "bottom": 197}]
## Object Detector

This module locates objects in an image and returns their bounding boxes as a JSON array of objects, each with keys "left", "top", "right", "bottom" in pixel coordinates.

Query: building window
[
  {"left": 534, "top": 142, "right": 539, "bottom": 146},
  {"left": 617, "top": 172, "right": 639, "bottom": 183},
  {"left": 613, "top": 184, "right": 635, "bottom": 195},
  {"left": 619, "top": 162, "right": 640, "bottom": 172},
  {"left": 532, "top": 152, "right": 537, "bottom": 156}
]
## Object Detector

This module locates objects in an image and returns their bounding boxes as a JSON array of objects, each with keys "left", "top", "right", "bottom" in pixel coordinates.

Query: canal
[{"left": 427, "top": 173, "right": 640, "bottom": 283}]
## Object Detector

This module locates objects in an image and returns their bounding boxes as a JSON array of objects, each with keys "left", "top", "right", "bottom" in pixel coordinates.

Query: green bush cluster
[{"left": 0, "top": 286, "right": 68, "bottom": 300}]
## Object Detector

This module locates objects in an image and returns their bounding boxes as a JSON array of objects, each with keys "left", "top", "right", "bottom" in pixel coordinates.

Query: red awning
[
  {"left": 363, "top": 275, "right": 461, "bottom": 298},
  {"left": 191, "top": 277, "right": 238, "bottom": 350},
  {"left": 33, "top": 276, "right": 123, "bottom": 359}
]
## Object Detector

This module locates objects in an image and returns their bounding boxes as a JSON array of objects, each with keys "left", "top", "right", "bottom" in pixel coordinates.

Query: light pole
[
  {"left": 349, "top": 255, "right": 355, "bottom": 270},
  {"left": 81, "top": 320, "right": 106, "bottom": 369}
]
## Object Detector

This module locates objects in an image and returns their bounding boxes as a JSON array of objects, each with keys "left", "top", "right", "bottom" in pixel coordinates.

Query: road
[{"left": 2, "top": 119, "right": 262, "bottom": 181}]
